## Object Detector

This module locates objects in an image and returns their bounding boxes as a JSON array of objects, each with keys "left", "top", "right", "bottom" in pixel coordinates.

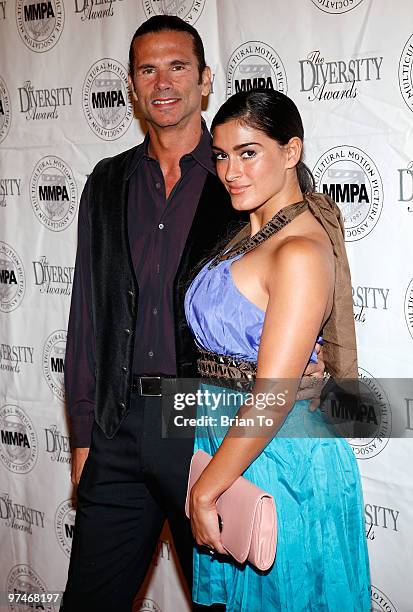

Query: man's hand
[
  {"left": 71, "top": 447, "right": 90, "bottom": 486},
  {"left": 298, "top": 344, "right": 327, "bottom": 411}
]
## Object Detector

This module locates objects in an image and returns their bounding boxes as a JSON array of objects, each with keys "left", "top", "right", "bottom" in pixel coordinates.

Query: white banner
[{"left": 1, "top": 1, "right": 413, "bottom": 610}]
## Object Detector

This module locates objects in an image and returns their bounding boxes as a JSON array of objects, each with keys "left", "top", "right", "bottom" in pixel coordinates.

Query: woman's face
[{"left": 212, "top": 119, "right": 298, "bottom": 212}]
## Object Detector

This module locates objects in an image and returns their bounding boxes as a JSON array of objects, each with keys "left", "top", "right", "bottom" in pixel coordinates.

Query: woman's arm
[{"left": 189, "top": 237, "right": 334, "bottom": 550}]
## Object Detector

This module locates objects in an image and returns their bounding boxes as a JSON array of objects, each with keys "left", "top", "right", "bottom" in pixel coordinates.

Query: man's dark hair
[{"left": 129, "top": 15, "right": 206, "bottom": 82}]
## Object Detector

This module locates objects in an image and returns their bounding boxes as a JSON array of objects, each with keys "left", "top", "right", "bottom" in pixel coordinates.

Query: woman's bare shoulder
[{"left": 266, "top": 234, "right": 334, "bottom": 291}]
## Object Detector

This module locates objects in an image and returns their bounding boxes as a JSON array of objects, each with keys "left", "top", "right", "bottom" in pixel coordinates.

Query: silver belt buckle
[{"left": 139, "top": 376, "right": 162, "bottom": 397}]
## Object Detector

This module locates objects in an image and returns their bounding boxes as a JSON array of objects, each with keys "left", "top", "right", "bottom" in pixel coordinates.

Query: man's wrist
[{"left": 69, "top": 413, "right": 95, "bottom": 449}]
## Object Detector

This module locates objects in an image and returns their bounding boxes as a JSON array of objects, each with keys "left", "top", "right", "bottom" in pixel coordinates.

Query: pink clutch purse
[{"left": 185, "top": 449, "right": 277, "bottom": 571}]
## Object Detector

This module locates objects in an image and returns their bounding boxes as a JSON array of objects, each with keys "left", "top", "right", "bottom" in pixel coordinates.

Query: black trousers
[{"left": 61, "top": 394, "right": 219, "bottom": 612}]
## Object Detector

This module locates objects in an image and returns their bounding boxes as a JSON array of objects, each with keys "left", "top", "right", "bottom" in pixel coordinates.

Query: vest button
[
  {"left": 119, "top": 401, "right": 126, "bottom": 409},
  {"left": 128, "top": 290, "right": 134, "bottom": 297},
  {"left": 122, "top": 366, "right": 127, "bottom": 373},
  {"left": 124, "top": 328, "right": 131, "bottom": 334}
]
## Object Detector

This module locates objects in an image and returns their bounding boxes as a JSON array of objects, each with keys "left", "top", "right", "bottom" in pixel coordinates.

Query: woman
[{"left": 184, "top": 90, "right": 370, "bottom": 611}]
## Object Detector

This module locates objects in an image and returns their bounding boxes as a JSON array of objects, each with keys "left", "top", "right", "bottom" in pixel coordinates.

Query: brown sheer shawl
[
  {"left": 220, "top": 192, "right": 358, "bottom": 378},
  {"left": 302, "top": 192, "right": 358, "bottom": 378}
]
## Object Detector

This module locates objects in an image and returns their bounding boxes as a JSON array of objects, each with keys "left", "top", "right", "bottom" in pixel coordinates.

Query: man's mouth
[{"left": 152, "top": 98, "right": 180, "bottom": 106}]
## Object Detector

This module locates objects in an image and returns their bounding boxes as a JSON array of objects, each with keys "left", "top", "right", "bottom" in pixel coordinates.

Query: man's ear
[
  {"left": 201, "top": 66, "right": 212, "bottom": 97},
  {"left": 128, "top": 75, "right": 138, "bottom": 102},
  {"left": 285, "top": 137, "right": 303, "bottom": 169}
]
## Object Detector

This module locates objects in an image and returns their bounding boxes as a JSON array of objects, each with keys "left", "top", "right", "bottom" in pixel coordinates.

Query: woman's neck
[{"left": 249, "top": 184, "right": 304, "bottom": 235}]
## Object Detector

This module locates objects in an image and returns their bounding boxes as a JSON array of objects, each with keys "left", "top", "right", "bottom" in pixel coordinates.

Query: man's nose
[{"left": 154, "top": 69, "right": 172, "bottom": 91}]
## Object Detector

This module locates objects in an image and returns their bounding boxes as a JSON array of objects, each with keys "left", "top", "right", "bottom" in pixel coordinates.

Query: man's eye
[
  {"left": 241, "top": 150, "right": 256, "bottom": 159},
  {"left": 142, "top": 68, "right": 154, "bottom": 75},
  {"left": 172, "top": 65, "right": 185, "bottom": 71}
]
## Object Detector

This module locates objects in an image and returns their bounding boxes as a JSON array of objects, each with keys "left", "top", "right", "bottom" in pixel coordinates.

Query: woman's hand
[
  {"left": 189, "top": 481, "right": 227, "bottom": 555},
  {"left": 298, "top": 343, "right": 327, "bottom": 411}
]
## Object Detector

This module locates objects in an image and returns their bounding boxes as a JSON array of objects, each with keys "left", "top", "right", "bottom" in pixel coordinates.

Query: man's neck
[{"left": 147, "top": 118, "right": 203, "bottom": 170}]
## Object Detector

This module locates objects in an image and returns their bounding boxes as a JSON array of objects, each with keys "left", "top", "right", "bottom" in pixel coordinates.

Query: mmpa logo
[
  {"left": 30, "top": 156, "right": 78, "bottom": 232},
  {"left": 0, "top": 76, "right": 11, "bottom": 143},
  {"left": 7, "top": 564, "right": 55, "bottom": 611},
  {"left": 0, "top": 242, "right": 25, "bottom": 313},
  {"left": 142, "top": 0, "right": 206, "bottom": 24},
  {"left": 55, "top": 498, "right": 76, "bottom": 557},
  {"left": 133, "top": 598, "right": 161, "bottom": 612},
  {"left": 42, "top": 329, "right": 66, "bottom": 401},
  {"left": 227, "top": 41, "right": 287, "bottom": 98},
  {"left": 310, "top": 0, "right": 364, "bottom": 14},
  {"left": 313, "top": 145, "right": 383, "bottom": 241},
  {"left": 83, "top": 58, "right": 133, "bottom": 140},
  {"left": 399, "top": 33, "right": 413, "bottom": 114},
  {"left": 16, "top": 0, "right": 64, "bottom": 52},
  {"left": 371, "top": 585, "right": 398, "bottom": 612},
  {"left": 347, "top": 368, "right": 391, "bottom": 460},
  {"left": 404, "top": 277, "right": 413, "bottom": 341},
  {"left": 0, "top": 404, "right": 38, "bottom": 474}
]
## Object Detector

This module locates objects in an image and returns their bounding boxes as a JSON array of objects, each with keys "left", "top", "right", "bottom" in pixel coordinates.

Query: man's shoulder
[{"left": 91, "top": 142, "right": 142, "bottom": 178}]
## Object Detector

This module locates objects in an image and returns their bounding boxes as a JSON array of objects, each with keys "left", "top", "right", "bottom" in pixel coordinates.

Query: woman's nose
[{"left": 225, "top": 158, "right": 242, "bottom": 182}]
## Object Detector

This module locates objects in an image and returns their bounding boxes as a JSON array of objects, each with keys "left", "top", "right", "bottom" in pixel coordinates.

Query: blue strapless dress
[{"left": 184, "top": 256, "right": 370, "bottom": 612}]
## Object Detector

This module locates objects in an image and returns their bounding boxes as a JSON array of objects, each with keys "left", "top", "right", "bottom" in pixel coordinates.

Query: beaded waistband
[{"left": 197, "top": 347, "right": 257, "bottom": 381}]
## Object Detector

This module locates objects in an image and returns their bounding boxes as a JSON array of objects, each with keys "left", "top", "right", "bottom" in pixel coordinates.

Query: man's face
[{"left": 130, "top": 30, "right": 211, "bottom": 130}]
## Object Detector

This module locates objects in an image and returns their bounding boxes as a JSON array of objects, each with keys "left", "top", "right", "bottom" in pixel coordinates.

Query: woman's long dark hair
[{"left": 211, "top": 89, "right": 315, "bottom": 194}]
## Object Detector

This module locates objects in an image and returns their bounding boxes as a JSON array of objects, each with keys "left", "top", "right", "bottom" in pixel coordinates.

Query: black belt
[{"left": 131, "top": 375, "right": 163, "bottom": 397}]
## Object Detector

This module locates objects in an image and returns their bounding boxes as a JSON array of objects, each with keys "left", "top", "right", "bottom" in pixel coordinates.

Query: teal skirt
[{"left": 193, "top": 385, "right": 371, "bottom": 612}]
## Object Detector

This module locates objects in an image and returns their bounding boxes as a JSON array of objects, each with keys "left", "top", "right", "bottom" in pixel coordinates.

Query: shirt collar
[
  {"left": 125, "top": 118, "right": 215, "bottom": 180},
  {"left": 190, "top": 119, "right": 215, "bottom": 174}
]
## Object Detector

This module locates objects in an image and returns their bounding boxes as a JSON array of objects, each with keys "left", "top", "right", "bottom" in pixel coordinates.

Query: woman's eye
[
  {"left": 213, "top": 152, "right": 227, "bottom": 161},
  {"left": 241, "top": 150, "right": 256, "bottom": 159}
]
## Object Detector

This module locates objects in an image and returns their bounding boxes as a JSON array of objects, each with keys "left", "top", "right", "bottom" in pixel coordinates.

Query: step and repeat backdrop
[{"left": 1, "top": 0, "right": 413, "bottom": 610}]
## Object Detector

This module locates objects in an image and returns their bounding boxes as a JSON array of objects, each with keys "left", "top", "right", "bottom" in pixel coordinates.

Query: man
[{"left": 62, "top": 15, "right": 323, "bottom": 612}]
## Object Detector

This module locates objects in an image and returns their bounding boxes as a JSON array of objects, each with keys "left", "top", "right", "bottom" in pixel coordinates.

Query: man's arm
[{"left": 65, "top": 175, "right": 96, "bottom": 484}]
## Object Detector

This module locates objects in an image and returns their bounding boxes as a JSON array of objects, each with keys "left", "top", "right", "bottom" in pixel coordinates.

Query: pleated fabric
[
  {"left": 184, "top": 256, "right": 264, "bottom": 360},
  {"left": 192, "top": 388, "right": 370, "bottom": 612},
  {"left": 184, "top": 256, "right": 371, "bottom": 611}
]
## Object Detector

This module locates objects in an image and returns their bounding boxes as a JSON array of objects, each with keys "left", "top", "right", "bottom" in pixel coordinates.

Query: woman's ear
[{"left": 285, "top": 137, "right": 303, "bottom": 169}]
